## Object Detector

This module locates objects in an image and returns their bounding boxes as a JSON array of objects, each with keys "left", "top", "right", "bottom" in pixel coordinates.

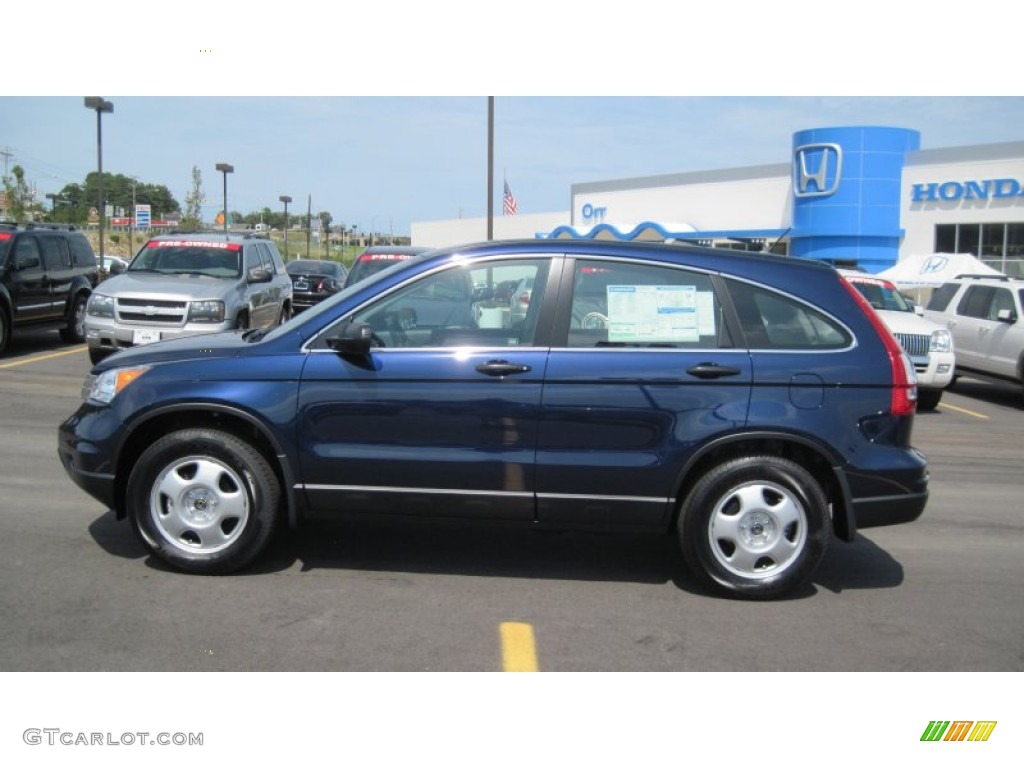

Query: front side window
[
  {"left": 566, "top": 259, "right": 726, "bottom": 349},
  {"left": 346, "top": 258, "right": 550, "bottom": 348},
  {"left": 14, "top": 237, "right": 41, "bottom": 270},
  {"left": 957, "top": 286, "right": 993, "bottom": 319}
]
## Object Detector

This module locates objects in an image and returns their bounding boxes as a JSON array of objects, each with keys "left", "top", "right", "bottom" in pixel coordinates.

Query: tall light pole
[
  {"left": 279, "top": 195, "right": 292, "bottom": 259},
  {"left": 215, "top": 163, "right": 233, "bottom": 233},
  {"left": 84, "top": 97, "right": 113, "bottom": 265}
]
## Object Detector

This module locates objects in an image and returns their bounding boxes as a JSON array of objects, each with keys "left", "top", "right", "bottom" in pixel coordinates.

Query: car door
[
  {"left": 979, "top": 285, "right": 1024, "bottom": 378},
  {"left": 535, "top": 256, "right": 752, "bottom": 529},
  {"left": 10, "top": 235, "right": 49, "bottom": 323},
  {"left": 296, "top": 255, "right": 559, "bottom": 521},
  {"left": 242, "top": 245, "right": 273, "bottom": 329},
  {"left": 39, "top": 234, "right": 73, "bottom": 320},
  {"left": 950, "top": 285, "right": 996, "bottom": 371}
]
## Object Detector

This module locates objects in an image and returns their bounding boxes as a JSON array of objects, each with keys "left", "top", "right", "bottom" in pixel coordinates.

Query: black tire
[
  {"left": 278, "top": 304, "right": 291, "bottom": 325},
  {"left": 0, "top": 307, "right": 9, "bottom": 354},
  {"left": 60, "top": 293, "right": 88, "bottom": 343},
  {"left": 88, "top": 347, "right": 113, "bottom": 365},
  {"left": 916, "top": 388, "right": 943, "bottom": 411},
  {"left": 235, "top": 311, "right": 249, "bottom": 330},
  {"left": 678, "top": 455, "right": 829, "bottom": 599},
  {"left": 126, "top": 428, "right": 281, "bottom": 574}
]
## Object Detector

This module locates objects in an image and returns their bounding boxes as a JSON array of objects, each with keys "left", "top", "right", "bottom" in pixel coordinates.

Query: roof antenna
[{"left": 767, "top": 228, "right": 791, "bottom": 255}]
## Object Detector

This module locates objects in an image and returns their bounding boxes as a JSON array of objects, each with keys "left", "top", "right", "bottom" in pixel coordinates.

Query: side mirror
[
  {"left": 995, "top": 308, "right": 1017, "bottom": 324},
  {"left": 110, "top": 261, "right": 126, "bottom": 275},
  {"left": 325, "top": 322, "right": 374, "bottom": 356},
  {"left": 247, "top": 267, "right": 272, "bottom": 284}
]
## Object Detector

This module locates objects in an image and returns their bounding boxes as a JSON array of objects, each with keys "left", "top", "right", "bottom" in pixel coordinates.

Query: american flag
[{"left": 503, "top": 180, "right": 518, "bottom": 216}]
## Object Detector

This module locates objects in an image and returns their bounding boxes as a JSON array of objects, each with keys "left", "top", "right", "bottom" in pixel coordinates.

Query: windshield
[
  {"left": 130, "top": 240, "right": 241, "bottom": 277},
  {"left": 849, "top": 278, "right": 913, "bottom": 312}
]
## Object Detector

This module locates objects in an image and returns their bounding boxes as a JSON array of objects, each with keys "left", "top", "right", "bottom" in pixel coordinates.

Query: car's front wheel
[
  {"left": 126, "top": 428, "right": 281, "bottom": 574},
  {"left": 678, "top": 455, "right": 829, "bottom": 599},
  {"left": 916, "top": 388, "right": 943, "bottom": 410}
]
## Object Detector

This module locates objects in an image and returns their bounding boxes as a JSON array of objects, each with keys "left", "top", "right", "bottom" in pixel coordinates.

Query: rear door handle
[
  {"left": 686, "top": 362, "right": 742, "bottom": 379},
  {"left": 476, "top": 360, "right": 532, "bottom": 376}
]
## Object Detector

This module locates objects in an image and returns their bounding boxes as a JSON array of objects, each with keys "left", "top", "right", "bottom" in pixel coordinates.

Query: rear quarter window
[
  {"left": 926, "top": 282, "right": 960, "bottom": 312},
  {"left": 727, "top": 279, "right": 851, "bottom": 349}
]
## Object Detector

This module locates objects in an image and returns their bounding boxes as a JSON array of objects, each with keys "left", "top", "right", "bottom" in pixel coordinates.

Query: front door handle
[
  {"left": 476, "top": 360, "right": 532, "bottom": 376},
  {"left": 686, "top": 362, "right": 743, "bottom": 379}
]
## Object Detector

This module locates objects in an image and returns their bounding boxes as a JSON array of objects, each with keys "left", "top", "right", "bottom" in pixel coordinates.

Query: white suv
[
  {"left": 842, "top": 272, "right": 954, "bottom": 410},
  {"left": 923, "top": 274, "right": 1024, "bottom": 401}
]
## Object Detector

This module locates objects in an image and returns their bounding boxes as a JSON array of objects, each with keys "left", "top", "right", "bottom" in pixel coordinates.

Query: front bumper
[{"left": 85, "top": 317, "right": 230, "bottom": 356}]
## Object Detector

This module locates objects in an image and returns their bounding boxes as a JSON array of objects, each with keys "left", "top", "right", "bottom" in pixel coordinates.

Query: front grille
[
  {"left": 117, "top": 297, "right": 188, "bottom": 325},
  {"left": 894, "top": 332, "right": 930, "bottom": 358}
]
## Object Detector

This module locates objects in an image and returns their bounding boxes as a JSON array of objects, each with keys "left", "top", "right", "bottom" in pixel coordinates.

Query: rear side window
[
  {"left": 40, "top": 236, "right": 71, "bottom": 270},
  {"left": 727, "top": 280, "right": 851, "bottom": 349},
  {"left": 567, "top": 259, "right": 728, "bottom": 349},
  {"left": 926, "top": 282, "right": 960, "bottom": 311}
]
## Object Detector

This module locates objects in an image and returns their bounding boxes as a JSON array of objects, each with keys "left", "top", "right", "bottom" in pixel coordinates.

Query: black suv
[{"left": 0, "top": 223, "right": 99, "bottom": 354}]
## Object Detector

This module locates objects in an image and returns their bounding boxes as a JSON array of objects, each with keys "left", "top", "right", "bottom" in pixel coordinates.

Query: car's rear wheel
[
  {"left": 60, "top": 294, "right": 88, "bottom": 343},
  {"left": 126, "top": 428, "right": 280, "bottom": 574},
  {"left": 0, "top": 308, "right": 9, "bottom": 354},
  {"left": 678, "top": 455, "right": 829, "bottom": 599}
]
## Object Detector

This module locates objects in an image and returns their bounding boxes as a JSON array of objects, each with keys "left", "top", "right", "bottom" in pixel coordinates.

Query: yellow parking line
[
  {"left": 939, "top": 402, "right": 989, "bottom": 420},
  {"left": 500, "top": 622, "right": 539, "bottom": 672},
  {"left": 0, "top": 346, "right": 88, "bottom": 369}
]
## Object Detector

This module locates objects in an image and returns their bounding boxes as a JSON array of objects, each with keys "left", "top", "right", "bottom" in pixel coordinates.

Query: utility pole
[
  {"left": 0, "top": 147, "right": 12, "bottom": 182},
  {"left": 305, "top": 194, "right": 311, "bottom": 259}
]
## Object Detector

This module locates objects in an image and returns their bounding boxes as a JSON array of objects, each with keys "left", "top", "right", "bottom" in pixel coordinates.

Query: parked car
[
  {"left": 84, "top": 232, "right": 293, "bottom": 364},
  {"left": 286, "top": 259, "right": 348, "bottom": 312},
  {"left": 841, "top": 272, "right": 954, "bottom": 410},
  {"left": 924, "top": 273, "right": 1024, "bottom": 401},
  {"left": 1, "top": 223, "right": 99, "bottom": 354},
  {"left": 59, "top": 239, "right": 928, "bottom": 599},
  {"left": 343, "top": 246, "right": 431, "bottom": 288}
]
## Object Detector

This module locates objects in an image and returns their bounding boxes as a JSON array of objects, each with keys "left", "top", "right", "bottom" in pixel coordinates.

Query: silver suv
[
  {"left": 85, "top": 232, "right": 292, "bottom": 364},
  {"left": 923, "top": 274, "right": 1024, "bottom": 400}
]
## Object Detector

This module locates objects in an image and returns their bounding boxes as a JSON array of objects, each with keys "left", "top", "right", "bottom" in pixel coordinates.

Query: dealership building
[{"left": 411, "top": 126, "right": 1024, "bottom": 277}]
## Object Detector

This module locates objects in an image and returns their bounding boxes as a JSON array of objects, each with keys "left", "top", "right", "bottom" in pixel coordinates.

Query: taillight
[{"left": 841, "top": 278, "right": 918, "bottom": 415}]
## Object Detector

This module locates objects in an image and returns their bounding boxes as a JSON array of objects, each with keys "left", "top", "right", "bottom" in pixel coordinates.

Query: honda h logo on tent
[
  {"left": 922, "top": 255, "right": 949, "bottom": 274},
  {"left": 793, "top": 143, "right": 843, "bottom": 198}
]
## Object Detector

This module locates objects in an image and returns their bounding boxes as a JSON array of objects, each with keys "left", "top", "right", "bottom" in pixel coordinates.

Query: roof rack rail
[{"left": 954, "top": 273, "right": 1011, "bottom": 281}]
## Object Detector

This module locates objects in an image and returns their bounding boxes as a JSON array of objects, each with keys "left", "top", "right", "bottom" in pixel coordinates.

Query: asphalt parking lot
[{"left": 1, "top": 328, "right": 1022, "bottom": 672}]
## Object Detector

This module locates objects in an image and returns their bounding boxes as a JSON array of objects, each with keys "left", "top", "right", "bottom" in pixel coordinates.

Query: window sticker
[{"left": 606, "top": 285, "right": 702, "bottom": 342}]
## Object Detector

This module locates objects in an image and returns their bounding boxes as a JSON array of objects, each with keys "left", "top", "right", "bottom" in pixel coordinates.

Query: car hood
[
  {"left": 97, "top": 272, "right": 241, "bottom": 301},
  {"left": 91, "top": 330, "right": 250, "bottom": 370},
  {"left": 874, "top": 308, "right": 945, "bottom": 335}
]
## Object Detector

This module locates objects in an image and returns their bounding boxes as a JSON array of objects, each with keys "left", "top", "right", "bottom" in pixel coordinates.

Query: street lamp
[
  {"left": 279, "top": 195, "right": 292, "bottom": 259},
  {"left": 84, "top": 97, "right": 113, "bottom": 265},
  {"left": 215, "top": 163, "right": 233, "bottom": 233}
]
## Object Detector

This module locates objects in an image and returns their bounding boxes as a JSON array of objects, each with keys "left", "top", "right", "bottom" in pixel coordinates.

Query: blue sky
[
  {"left": 3, "top": 5, "right": 1021, "bottom": 236},
  {"left": 4, "top": 96, "right": 1023, "bottom": 236}
]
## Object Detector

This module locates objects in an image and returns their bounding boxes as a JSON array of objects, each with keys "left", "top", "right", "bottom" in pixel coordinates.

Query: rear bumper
[{"left": 852, "top": 489, "right": 928, "bottom": 528}]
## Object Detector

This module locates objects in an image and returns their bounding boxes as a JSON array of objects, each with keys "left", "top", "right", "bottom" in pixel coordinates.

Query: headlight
[
  {"left": 187, "top": 300, "right": 225, "bottom": 323},
  {"left": 87, "top": 294, "right": 114, "bottom": 318},
  {"left": 930, "top": 329, "right": 952, "bottom": 353},
  {"left": 83, "top": 366, "right": 150, "bottom": 405}
]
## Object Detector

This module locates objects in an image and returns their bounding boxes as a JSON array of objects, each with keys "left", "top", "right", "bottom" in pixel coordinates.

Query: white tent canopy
[{"left": 876, "top": 253, "right": 1004, "bottom": 288}]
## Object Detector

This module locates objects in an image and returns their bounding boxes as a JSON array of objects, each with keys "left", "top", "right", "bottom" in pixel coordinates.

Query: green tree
[
  {"left": 3, "top": 165, "right": 34, "bottom": 222},
  {"left": 181, "top": 166, "right": 204, "bottom": 230}
]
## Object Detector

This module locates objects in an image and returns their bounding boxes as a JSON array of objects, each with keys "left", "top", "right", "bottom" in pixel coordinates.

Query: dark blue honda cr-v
[{"left": 58, "top": 239, "right": 928, "bottom": 599}]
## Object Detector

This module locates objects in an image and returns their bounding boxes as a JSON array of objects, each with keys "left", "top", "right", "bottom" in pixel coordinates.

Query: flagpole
[{"left": 487, "top": 96, "right": 494, "bottom": 241}]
